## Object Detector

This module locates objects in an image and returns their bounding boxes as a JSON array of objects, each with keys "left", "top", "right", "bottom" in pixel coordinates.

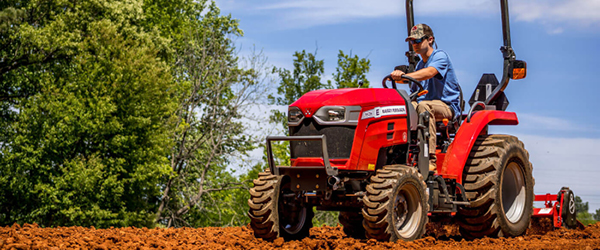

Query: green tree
[
  {"left": 575, "top": 196, "right": 596, "bottom": 226},
  {"left": 329, "top": 50, "right": 371, "bottom": 88},
  {"left": 592, "top": 208, "right": 600, "bottom": 221},
  {"left": 578, "top": 212, "right": 596, "bottom": 226},
  {"left": 575, "top": 196, "right": 589, "bottom": 213},
  {"left": 144, "top": 0, "right": 270, "bottom": 227},
  {"left": 269, "top": 49, "right": 328, "bottom": 130},
  {"left": 0, "top": 0, "right": 175, "bottom": 227},
  {"left": 182, "top": 158, "right": 266, "bottom": 227},
  {"left": 270, "top": 50, "right": 328, "bottom": 107},
  {"left": 0, "top": 2, "right": 78, "bottom": 147},
  {"left": 155, "top": 37, "right": 265, "bottom": 227},
  {"left": 1, "top": 0, "right": 265, "bottom": 228}
]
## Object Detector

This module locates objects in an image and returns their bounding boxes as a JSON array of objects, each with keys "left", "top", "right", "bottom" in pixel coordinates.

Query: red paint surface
[
  {"left": 290, "top": 88, "right": 409, "bottom": 171},
  {"left": 439, "top": 110, "right": 518, "bottom": 184}
]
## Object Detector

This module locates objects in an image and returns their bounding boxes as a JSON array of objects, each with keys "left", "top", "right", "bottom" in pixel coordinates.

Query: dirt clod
[{"left": 0, "top": 222, "right": 599, "bottom": 249}]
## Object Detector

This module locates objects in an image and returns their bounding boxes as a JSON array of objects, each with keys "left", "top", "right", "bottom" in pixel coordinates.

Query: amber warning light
[{"left": 512, "top": 60, "right": 527, "bottom": 80}]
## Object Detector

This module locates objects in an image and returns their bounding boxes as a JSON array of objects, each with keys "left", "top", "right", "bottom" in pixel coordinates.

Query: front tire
[
  {"left": 362, "top": 165, "right": 428, "bottom": 242},
  {"left": 248, "top": 171, "right": 314, "bottom": 241},
  {"left": 457, "top": 135, "right": 534, "bottom": 239}
]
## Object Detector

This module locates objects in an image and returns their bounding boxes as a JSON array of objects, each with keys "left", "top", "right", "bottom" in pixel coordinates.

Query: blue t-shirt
[{"left": 411, "top": 49, "right": 461, "bottom": 118}]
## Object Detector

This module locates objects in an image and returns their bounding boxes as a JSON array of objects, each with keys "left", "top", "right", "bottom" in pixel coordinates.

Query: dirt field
[{"left": 1, "top": 221, "right": 599, "bottom": 250}]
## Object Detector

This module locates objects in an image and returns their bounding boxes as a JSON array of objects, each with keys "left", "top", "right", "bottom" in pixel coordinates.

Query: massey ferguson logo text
[{"left": 361, "top": 105, "right": 406, "bottom": 120}]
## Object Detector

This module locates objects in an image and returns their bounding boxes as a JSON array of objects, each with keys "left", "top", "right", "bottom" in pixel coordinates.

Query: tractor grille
[{"left": 289, "top": 118, "right": 356, "bottom": 159}]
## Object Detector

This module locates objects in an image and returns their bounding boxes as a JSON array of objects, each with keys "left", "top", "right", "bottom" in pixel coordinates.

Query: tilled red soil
[{"left": 1, "top": 222, "right": 599, "bottom": 250}]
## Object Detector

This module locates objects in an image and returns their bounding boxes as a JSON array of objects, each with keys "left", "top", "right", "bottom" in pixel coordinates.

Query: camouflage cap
[{"left": 405, "top": 24, "right": 433, "bottom": 42}]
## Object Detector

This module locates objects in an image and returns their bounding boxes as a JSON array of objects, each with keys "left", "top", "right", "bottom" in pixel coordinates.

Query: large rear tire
[
  {"left": 362, "top": 165, "right": 428, "bottom": 242},
  {"left": 248, "top": 171, "right": 314, "bottom": 241},
  {"left": 457, "top": 135, "right": 534, "bottom": 239}
]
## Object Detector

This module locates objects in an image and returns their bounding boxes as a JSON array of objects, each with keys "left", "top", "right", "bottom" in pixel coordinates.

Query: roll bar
[
  {"left": 484, "top": 0, "right": 516, "bottom": 107},
  {"left": 405, "top": 0, "right": 419, "bottom": 73}
]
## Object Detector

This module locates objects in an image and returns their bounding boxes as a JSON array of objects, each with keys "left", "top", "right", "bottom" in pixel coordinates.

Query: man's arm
[{"left": 391, "top": 66, "right": 438, "bottom": 82}]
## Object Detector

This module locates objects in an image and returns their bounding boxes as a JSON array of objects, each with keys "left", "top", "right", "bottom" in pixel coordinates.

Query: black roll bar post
[
  {"left": 485, "top": 0, "right": 517, "bottom": 107},
  {"left": 405, "top": 0, "right": 419, "bottom": 73}
]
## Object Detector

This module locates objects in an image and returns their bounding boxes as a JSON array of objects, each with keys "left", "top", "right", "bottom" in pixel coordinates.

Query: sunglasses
[{"left": 409, "top": 36, "right": 428, "bottom": 45}]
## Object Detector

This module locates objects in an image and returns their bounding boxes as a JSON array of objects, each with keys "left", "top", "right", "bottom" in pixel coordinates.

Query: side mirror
[{"left": 511, "top": 60, "right": 527, "bottom": 80}]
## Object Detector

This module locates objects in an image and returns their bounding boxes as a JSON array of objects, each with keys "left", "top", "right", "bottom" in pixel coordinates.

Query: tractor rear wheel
[
  {"left": 457, "top": 134, "right": 534, "bottom": 239},
  {"left": 362, "top": 165, "right": 428, "bottom": 242},
  {"left": 248, "top": 170, "right": 314, "bottom": 241},
  {"left": 339, "top": 211, "right": 366, "bottom": 239}
]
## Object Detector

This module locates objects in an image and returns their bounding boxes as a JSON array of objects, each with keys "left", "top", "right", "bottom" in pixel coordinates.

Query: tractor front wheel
[
  {"left": 457, "top": 135, "right": 534, "bottom": 239},
  {"left": 248, "top": 170, "right": 314, "bottom": 241},
  {"left": 362, "top": 165, "right": 428, "bottom": 242}
]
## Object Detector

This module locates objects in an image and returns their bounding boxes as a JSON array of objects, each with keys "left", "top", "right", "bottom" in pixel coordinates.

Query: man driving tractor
[{"left": 391, "top": 23, "right": 461, "bottom": 172}]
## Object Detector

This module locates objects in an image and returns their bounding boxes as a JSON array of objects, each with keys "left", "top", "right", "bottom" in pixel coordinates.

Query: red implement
[{"left": 533, "top": 188, "right": 583, "bottom": 229}]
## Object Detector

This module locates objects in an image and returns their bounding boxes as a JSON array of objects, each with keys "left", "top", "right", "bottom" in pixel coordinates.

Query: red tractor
[{"left": 248, "top": 0, "right": 579, "bottom": 242}]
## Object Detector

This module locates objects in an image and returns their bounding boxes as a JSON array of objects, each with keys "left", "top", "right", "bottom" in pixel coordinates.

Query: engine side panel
[{"left": 354, "top": 117, "right": 409, "bottom": 171}]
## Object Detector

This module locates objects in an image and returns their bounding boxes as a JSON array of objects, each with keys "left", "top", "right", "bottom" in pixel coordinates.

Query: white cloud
[
  {"left": 512, "top": 0, "right": 600, "bottom": 24},
  {"left": 257, "top": 0, "right": 402, "bottom": 29},
  {"left": 548, "top": 27, "right": 565, "bottom": 35},
  {"left": 516, "top": 113, "right": 600, "bottom": 133},
  {"left": 252, "top": 0, "right": 497, "bottom": 29},
  {"left": 414, "top": 0, "right": 497, "bottom": 15},
  {"left": 256, "top": 0, "right": 499, "bottom": 18},
  {"left": 217, "top": 0, "right": 600, "bottom": 32},
  {"left": 511, "top": 0, "right": 600, "bottom": 33}
]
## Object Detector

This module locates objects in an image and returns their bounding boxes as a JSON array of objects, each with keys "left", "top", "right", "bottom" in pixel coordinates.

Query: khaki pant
[{"left": 411, "top": 100, "right": 453, "bottom": 171}]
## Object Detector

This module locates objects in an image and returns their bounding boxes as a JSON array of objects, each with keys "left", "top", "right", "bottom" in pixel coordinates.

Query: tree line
[
  {"left": 576, "top": 196, "right": 600, "bottom": 226},
  {"left": 0, "top": 0, "right": 371, "bottom": 228}
]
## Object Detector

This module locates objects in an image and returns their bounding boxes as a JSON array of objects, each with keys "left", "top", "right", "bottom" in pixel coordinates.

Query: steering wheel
[{"left": 382, "top": 74, "right": 425, "bottom": 101}]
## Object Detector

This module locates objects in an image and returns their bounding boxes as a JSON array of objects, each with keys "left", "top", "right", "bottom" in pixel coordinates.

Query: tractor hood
[{"left": 290, "top": 88, "right": 409, "bottom": 118}]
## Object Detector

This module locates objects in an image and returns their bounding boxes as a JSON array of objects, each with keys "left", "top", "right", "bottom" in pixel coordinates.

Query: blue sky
[{"left": 217, "top": 0, "right": 600, "bottom": 213}]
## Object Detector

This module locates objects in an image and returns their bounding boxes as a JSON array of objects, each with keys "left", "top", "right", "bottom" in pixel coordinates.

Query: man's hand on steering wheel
[
  {"left": 381, "top": 73, "right": 427, "bottom": 102},
  {"left": 391, "top": 70, "right": 408, "bottom": 83}
]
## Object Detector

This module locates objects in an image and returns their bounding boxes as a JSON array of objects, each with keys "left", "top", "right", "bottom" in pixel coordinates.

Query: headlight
[
  {"left": 314, "top": 107, "right": 346, "bottom": 122},
  {"left": 288, "top": 106, "right": 304, "bottom": 126},
  {"left": 327, "top": 109, "right": 345, "bottom": 121}
]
